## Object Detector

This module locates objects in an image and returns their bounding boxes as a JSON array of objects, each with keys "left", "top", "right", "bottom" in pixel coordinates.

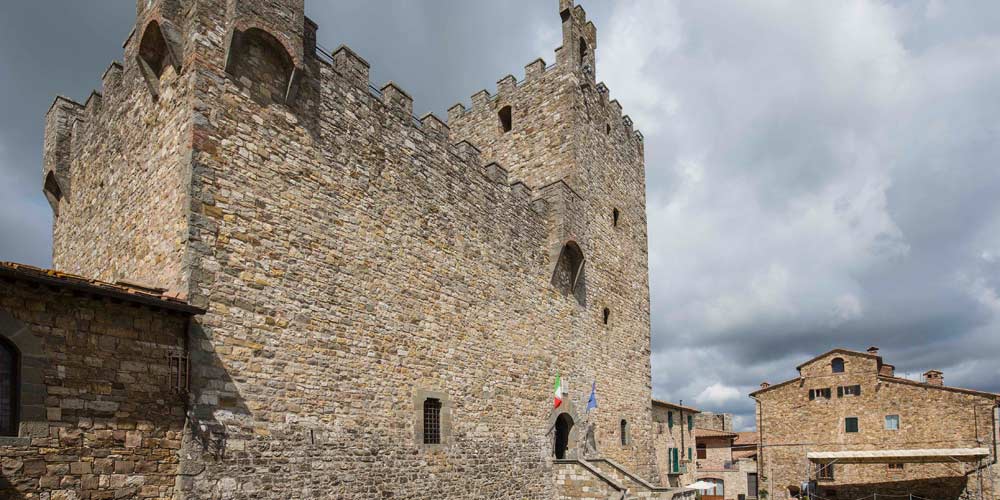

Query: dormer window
[
  {"left": 498, "top": 106, "right": 512, "bottom": 133},
  {"left": 831, "top": 357, "right": 845, "bottom": 373}
]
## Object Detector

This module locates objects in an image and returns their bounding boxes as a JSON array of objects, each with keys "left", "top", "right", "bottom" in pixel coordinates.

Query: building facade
[
  {"left": 0, "top": 262, "right": 202, "bottom": 499},
  {"left": 652, "top": 400, "right": 700, "bottom": 487},
  {"left": 694, "top": 415, "right": 759, "bottom": 500},
  {"left": 3, "top": 0, "right": 686, "bottom": 498},
  {"left": 752, "top": 347, "right": 999, "bottom": 500}
]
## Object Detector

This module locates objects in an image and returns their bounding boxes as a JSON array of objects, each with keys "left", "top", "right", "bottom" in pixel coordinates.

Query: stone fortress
[{"left": 6, "top": 0, "right": 693, "bottom": 498}]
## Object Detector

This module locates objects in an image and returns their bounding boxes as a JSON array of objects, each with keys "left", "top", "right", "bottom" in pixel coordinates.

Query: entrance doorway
[
  {"left": 701, "top": 478, "right": 724, "bottom": 500},
  {"left": 554, "top": 413, "right": 574, "bottom": 459}
]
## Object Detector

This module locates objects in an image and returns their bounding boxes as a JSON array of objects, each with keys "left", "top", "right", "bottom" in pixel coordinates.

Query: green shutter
[
  {"left": 688, "top": 415, "right": 693, "bottom": 431},
  {"left": 668, "top": 411, "right": 674, "bottom": 429},
  {"left": 688, "top": 447, "right": 693, "bottom": 460},
  {"left": 671, "top": 448, "right": 680, "bottom": 472}
]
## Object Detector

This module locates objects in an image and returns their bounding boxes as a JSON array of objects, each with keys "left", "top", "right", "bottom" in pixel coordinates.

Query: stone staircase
[{"left": 554, "top": 458, "right": 696, "bottom": 500}]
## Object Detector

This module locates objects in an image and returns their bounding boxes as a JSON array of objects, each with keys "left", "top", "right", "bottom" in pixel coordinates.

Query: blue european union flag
[{"left": 586, "top": 381, "right": 597, "bottom": 412}]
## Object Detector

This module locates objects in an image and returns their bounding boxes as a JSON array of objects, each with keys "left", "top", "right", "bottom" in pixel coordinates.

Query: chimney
[
  {"left": 760, "top": 381, "right": 770, "bottom": 389},
  {"left": 879, "top": 363, "right": 895, "bottom": 377},
  {"left": 923, "top": 370, "right": 943, "bottom": 386},
  {"left": 867, "top": 346, "right": 880, "bottom": 356}
]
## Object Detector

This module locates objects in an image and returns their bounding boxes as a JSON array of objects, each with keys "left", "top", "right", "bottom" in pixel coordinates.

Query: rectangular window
[
  {"left": 668, "top": 411, "right": 674, "bottom": 429},
  {"left": 688, "top": 414, "right": 694, "bottom": 431},
  {"left": 885, "top": 414, "right": 900, "bottom": 430},
  {"left": 748, "top": 473, "right": 759, "bottom": 497},
  {"left": 671, "top": 447, "right": 680, "bottom": 473},
  {"left": 811, "top": 388, "right": 832, "bottom": 400},
  {"left": 888, "top": 463, "right": 904, "bottom": 471},
  {"left": 809, "top": 389, "right": 815, "bottom": 400},
  {"left": 817, "top": 463, "right": 835, "bottom": 480},
  {"left": 688, "top": 447, "right": 693, "bottom": 460},
  {"left": 842, "top": 384, "right": 861, "bottom": 396},
  {"left": 697, "top": 443, "right": 707, "bottom": 459},
  {"left": 423, "top": 398, "right": 442, "bottom": 444},
  {"left": 845, "top": 417, "right": 859, "bottom": 433}
]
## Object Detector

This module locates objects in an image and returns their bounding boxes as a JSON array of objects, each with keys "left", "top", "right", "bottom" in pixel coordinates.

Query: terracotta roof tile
[
  {"left": 0, "top": 262, "right": 203, "bottom": 314},
  {"left": 694, "top": 428, "right": 737, "bottom": 439}
]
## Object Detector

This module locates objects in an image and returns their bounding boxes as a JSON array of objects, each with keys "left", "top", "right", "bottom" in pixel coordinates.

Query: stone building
[
  {"left": 751, "top": 347, "right": 999, "bottom": 500},
  {"left": 693, "top": 419, "right": 759, "bottom": 500},
  {"left": 0, "top": 262, "right": 202, "bottom": 499},
  {"left": 652, "top": 400, "right": 700, "bottom": 487},
  {"left": 0, "top": 0, "right": 696, "bottom": 498}
]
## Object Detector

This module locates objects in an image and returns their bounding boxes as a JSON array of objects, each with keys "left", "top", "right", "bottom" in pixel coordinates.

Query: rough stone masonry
[{"left": 18, "top": 0, "right": 661, "bottom": 497}]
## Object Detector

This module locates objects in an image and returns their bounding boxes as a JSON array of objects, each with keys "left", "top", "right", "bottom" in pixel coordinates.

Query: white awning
[
  {"left": 685, "top": 481, "right": 719, "bottom": 491},
  {"left": 807, "top": 448, "right": 989, "bottom": 464}
]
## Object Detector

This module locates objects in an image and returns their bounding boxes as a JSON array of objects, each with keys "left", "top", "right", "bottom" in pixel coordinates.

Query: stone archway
[
  {"left": 554, "top": 412, "right": 573, "bottom": 459},
  {"left": 0, "top": 309, "right": 47, "bottom": 439},
  {"left": 547, "top": 399, "right": 581, "bottom": 459}
]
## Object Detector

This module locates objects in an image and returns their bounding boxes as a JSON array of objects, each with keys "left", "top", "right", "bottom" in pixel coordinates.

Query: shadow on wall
[
  {"left": 815, "top": 476, "right": 969, "bottom": 500},
  {"left": 0, "top": 476, "right": 26, "bottom": 499},
  {"left": 178, "top": 320, "right": 252, "bottom": 490}
]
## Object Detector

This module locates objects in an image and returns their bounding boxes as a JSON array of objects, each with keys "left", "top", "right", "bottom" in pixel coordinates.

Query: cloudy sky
[{"left": 2, "top": 1, "right": 999, "bottom": 430}]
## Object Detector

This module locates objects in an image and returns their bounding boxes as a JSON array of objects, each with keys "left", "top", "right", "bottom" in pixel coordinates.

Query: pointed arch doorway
[{"left": 554, "top": 412, "right": 574, "bottom": 459}]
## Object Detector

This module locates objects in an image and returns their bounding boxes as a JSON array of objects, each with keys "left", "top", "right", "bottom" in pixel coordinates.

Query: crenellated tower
[{"left": 38, "top": 0, "right": 662, "bottom": 498}]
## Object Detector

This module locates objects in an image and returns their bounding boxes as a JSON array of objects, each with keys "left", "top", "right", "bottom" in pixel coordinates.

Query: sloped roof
[
  {"left": 795, "top": 348, "right": 879, "bottom": 370},
  {"left": 694, "top": 428, "right": 737, "bottom": 439},
  {"left": 734, "top": 432, "right": 758, "bottom": 446},
  {"left": 879, "top": 375, "right": 1000, "bottom": 400},
  {"left": 0, "top": 262, "right": 203, "bottom": 314},
  {"left": 652, "top": 399, "right": 701, "bottom": 413}
]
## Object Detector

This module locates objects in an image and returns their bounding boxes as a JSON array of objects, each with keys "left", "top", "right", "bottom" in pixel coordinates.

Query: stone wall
[
  {"left": 754, "top": 350, "right": 998, "bottom": 500},
  {"left": 45, "top": 10, "right": 195, "bottom": 294},
  {"left": 0, "top": 278, "right": 189, "bottom": 499}
]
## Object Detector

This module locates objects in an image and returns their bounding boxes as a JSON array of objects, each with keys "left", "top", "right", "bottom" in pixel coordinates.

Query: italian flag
[{"left": 553, "top": 374, "right": 563, "bottom": 409}]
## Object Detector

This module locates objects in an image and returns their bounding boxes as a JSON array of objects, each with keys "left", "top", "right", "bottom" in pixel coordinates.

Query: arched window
[
  {"left": 0, "top": 339, "right": 17, "bottom": 436},
  {"left": 831, "top": 358, "right": 845, "bottom": 373},
  {"left": 620, "top": 419, "right": 628, "bottom": 445},
  {"left": 498, "top": 105, "right": 512, "bottom": 133},
  {"left": 579, "top": 37, "right": 589, "bottom": 66},
  {"left": 603, "top": 308, "right": 610, "bottom": 325},
  {"left": 422, "top": 398, "right": 442, "bottom": 444},
  {"left": 226, "top": 28, "right": 296, "bottom": 105},
  {"left": 139, "top": 21, "right": 169, "bottom": 79},
  {"left": 551, "top": 241, "right": 586, "bottom": 305}
]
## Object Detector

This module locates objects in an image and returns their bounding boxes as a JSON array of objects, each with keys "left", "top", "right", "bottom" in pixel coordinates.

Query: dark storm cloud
[{"left": 2, "top": 1, "right": 999, "bottom": 431}]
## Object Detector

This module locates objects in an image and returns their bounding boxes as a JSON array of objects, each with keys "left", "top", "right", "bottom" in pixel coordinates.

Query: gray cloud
[{"left": 2, "top": 1, "right": 999, "bottom": 431}]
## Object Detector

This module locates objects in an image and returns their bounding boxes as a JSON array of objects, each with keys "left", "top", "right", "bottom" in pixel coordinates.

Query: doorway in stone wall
[{"left": 554, "top": 413, "right": 574, "bottom": 459}]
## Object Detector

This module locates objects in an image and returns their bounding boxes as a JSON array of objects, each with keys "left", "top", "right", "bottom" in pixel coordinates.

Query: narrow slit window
[
  {"left": 579, "top": 37, "right": 588, "bottom": 66},
  {"left": 603, "top": 308, "right": 610, "bottom": 325},
  {"left": 0, "top": 340, "right": 16, "bottom": 436},
  {"left": 498, "top": 105, "right": 512, "bottom": 133},
  {"left": 606, "top": 123, "right": 611, "bottom": 135},
  {"left": 620, "top": 419, "right": 628, "bottom": 445},
  {"left": 423, "top": 398, "right": 442, "bottom": 444},
  {"left": 613, "top": 208, "right": 620, "bottom": 227}
]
